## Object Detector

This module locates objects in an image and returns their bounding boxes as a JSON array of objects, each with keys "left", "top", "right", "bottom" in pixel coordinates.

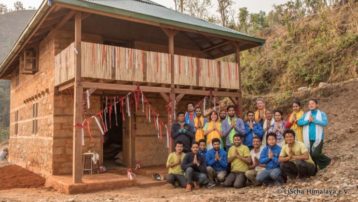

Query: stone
[{"left": 318, "top": 82, "right": 330, "bottom": 88}]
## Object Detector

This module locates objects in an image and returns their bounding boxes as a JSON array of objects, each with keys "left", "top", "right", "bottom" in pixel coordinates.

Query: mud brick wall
[
  {"left": 53, "top": 94, "right": 102, "bottom": 175},
  {"left": 8, "top": 35, "right": 55, "bottom": 176}
]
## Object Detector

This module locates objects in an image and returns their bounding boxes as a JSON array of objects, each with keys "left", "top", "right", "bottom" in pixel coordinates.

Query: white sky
[{"left": 1, "top": 0, "right": 290, "bottom": 13}]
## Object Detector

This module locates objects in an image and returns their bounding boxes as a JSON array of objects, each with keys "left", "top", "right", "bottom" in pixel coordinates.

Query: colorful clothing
[
  {"left": 259, "top": 144, "right": 281, "bottom": 170},
  {"left": 185, "top": 112, "right": 196, "bottom": 130},
  {"left": 206, "top": 148, "right": 227, "bottom": 172},
  {"left": 244, "top": 121, "right": 264, "bottom": 148},
  {"left": 268, "top": 121, "right": 286, "bottom": 146},
  {"left": 262, "top": 118, "right": 274, "bottom": 146},
  {"left": 285, "top": 110, "right": 304, "bottom": 142},
  {"left": 222, "top": 116, "right": 245, "bottom": 148},
  {"left": 204, "top": 121, "right": 222, "bottom": 149},
  {"left": 166, "top": 152, "right": 186, "bottom": 175},
  {"left": 194, "top": 116, "right": 207, "bottom": 142},
  {"left": 254, "top": 109, "right": 266, "bottom": 125},
  {"left": 279, "top": 141, "right": 315, "bottom": 165},
  {"left": 228, "top": 144, "right": 250, "bottom": 173}
]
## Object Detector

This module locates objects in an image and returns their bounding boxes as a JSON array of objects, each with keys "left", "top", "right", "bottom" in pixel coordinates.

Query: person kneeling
[
  {"left": 245, "top": 136, "right": 265, "bottom": 185},
  {"left": 223, "top": 134, "right": 251, "bottom": 189},
  {"left": 181, "top": 142, "right": 209, "bottom": 191},
  {"left": 279, "top": 129, "right": 316, "bottom": 180},
  {"left": 256, "top": 133, "right": 284, "bottom": 185},
  {"left": 166, "top": 141, "right": 186, "bottom": 188},
  {"left": 206, "top": 138, "right": 228, "bottom": 188}
]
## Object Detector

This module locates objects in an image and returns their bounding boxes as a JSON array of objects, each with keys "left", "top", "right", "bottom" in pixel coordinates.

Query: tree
[
  {"left": 238, "top": 7, "right": 249, "bottom": 32},
  {"left": 173, "top": 0, "right": 186, "bottom": 12},
  {"left": 184, "top": 0, "right": 212, "bottom": 19},
  {"left": 0, "top": 4, "right": 7, "bottom": 14},
  {"left": 14, "top": 1, "right": 24, "bottom": 11},
  {"left": 217, "top": 0, "right": 233, "bottom": 27}
]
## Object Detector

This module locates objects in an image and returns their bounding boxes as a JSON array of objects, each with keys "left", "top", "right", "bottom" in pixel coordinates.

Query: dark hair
[
  {"left": 273, "top": 110, "right": 283, "bottom": 115},
  {"left": 176, "top": 111, "right": 185, "bottom": 117},
  {"left": 192, "top": 141, "right": 199, "bottom": 146},
  {"left": 175, "top": 141, "right": 183, "bottom": 147},
  {"left": 266, "top": 132, "right": 277, "bottom": 142},
  {"left": 283, "top": 129, "right": 296, "bottom": 138},
  {"left": 253, "top": 136, "right": 261, "bottom": 141},
  {"left": 209, "top": 111, "right": 219, "bottom": 121},
  {"left": 233, "top": 134, "right": 244, "bottom": 140},
  {"left": 227, "top": 105, "right": 235, "bottom": 111},
  {"left": 293, "top": 100, "right": 301, "bottom": 107},
  {"left": 187, "top": 103, "right": 194, "bottom": 107},
  {"left": 247, "top": 111, "right": 254, "bottom": 115},
  {"left": 211, "top": 138, "right": 221, "bottom": 145},
  {"left": 195, "top": 106, "right": 202, "bottom": 111},
  {"left": 198, "top": 139, "right": 206, "bottom": 145},
  {"left": 308, "top": 99, "right": 319, "bottom": 104}
]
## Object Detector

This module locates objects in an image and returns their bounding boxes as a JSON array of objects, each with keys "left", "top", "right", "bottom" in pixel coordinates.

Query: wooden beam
[
  {"left": 159, "top": 92, "right": 169, "bottom": 103},
  {"left": 234, "top": 42, "right": 243, "bottom": 117},
  {"left": 82, "top": 82, "right": 171, "bottom": 93},
  {"left": 72, "top": 13, "right": 83, "bottom": 184},
  {"left": 175, "top": 93, "right": 185, "bottom": 103},
  {"left": 57, "top": 80, "right": 74, "bottom": 91},
  {"left": 54, "top": 11, "right": 76, "bottom": 30},
  {"left": 174, "top": 88, "right": 239, "bottom": 97},
  {"left": 202, "top": 41, "right": 230, "bottom": 53}
]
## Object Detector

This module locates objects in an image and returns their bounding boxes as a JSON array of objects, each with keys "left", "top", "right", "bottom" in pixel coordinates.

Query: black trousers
[
  {"left": 167, "top": 174, "right": 187, "bottom": 188},
  {"left": 280, "top": 160, "right": 316, "bottom": 179},
  {"left": 310, "top": 140, "right": 331, "bottom": 170}
]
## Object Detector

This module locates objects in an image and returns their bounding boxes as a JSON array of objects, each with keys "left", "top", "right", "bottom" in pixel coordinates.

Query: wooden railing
[{"left": 54, "top": 42, "right": 240, "bottom": 89}]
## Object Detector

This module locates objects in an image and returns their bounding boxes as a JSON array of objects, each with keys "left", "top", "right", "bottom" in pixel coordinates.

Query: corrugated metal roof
[{"left": 58, "top": 0, "right": 264, "bottom": 44}]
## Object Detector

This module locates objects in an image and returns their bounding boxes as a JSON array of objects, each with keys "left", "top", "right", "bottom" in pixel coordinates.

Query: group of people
[{"left": 167, "top": 98, "right": 331, "bottom": 191}]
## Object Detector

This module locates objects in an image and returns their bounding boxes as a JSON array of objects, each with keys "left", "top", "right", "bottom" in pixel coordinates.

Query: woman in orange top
[
  {"left": 204, "top": 111, "right": 222, "bottom": 150},
  {"left": 285, "top": 101, "right": 304, "bottom": 142}
]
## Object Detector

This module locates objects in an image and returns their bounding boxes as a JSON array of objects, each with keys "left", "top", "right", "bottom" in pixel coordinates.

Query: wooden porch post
[
  {"left": 163, "top": 28, "right": 177, "bottom": 153},
  {"left": 73, "top": 13, "right": 83, "bottom": 183},
  {"left": 234, "top": 42, "right": 243, "bottom": 117}
]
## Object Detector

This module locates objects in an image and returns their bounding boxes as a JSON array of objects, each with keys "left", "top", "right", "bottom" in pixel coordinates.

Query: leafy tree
[{"left": 217, "top": 0, "right": 233, "bottom": 27}]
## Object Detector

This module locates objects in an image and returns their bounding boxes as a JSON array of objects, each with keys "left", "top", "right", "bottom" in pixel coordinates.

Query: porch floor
[{"left": 45, "top": 167, "right": 167, "bottom": 194}]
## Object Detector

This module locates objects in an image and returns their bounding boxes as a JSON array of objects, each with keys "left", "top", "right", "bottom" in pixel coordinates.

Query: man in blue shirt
[
  {"left": 222, "top": 105, "right": 246, "bottom": 150},
  {"left": 298, "top": 99, "right": 331, "bottom": 170},
  {"left": 256, "top": 132, "right": 284, "bottom": 185},
  {"left": 244, "top": 111, "right": 264, "bottom": 149},
  {"left": 206, "top": 138, "right": 227, "bottom": 188},
  {"left": 198, "top": 139, "right": 207, "bottom": 157}
]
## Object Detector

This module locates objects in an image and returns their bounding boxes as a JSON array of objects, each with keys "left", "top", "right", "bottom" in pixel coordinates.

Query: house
[{"left": 0, "top": 0, "right": 264, "bottom": 184}]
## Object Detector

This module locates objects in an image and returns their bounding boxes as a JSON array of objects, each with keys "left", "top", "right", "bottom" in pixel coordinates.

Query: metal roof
[{"left": 57, "top": 0, "right": 265, "bottom": 44}]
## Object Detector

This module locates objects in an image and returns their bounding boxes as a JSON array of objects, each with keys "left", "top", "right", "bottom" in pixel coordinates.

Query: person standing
[
  {"left": 244, "top": 111, "right": 264, "bottom": 149},
  {"left": 204, "top": 111, "right": 223, "bottom": 150},
  {"left": 172, "top": 112, "right": 194, "bottom": 153},
  {"left": 262, "top": 109, "right": 274, "bottom": 146},
  {"left": 194, "top": 107, "right": 207, "bottom": 142},
  {"left": 254, "top": 98, "right": 266, "bottom": 126},
  {"left": 222, "top": 105, "right": 245, "bottom": 150},
  {"left": 298, "top": 99, "right": 331, "bottom": 170},
  {"left": 185, "top": 103, "right": 196, "bottom": 130},
  {"left": 286, "top": 101, "right": 304, "bottom": 142},
  {"left": 268, "top": 110, "right": 286, "bottom": 146}
]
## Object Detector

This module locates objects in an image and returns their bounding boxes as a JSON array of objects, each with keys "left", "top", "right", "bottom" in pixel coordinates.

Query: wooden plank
[
  {"left": 234, "top": 42, "right": 242, "bottom": 116},
  {"left": 160, "top": 92, "right": 169, "bottom": 103},
  {"left": 73, "top": 13, "right": 83, "bottom": 184},
  {"left": 174, "top": 88, "right": 239, "bottom": 97},
  {"left": 175, "top": 93, "right": 185, "bottom": 103},
  {"left": 81, "top": 81, "right": 171, "bottom": 93}
]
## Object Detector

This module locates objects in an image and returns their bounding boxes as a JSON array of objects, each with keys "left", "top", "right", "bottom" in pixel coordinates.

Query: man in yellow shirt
[
  {"left": 223, "top": 134, "right": 251, "bottom": 188},
  {"left": 166, "top": 141, "right": 186, "bottom": 188},
  {"left": 279, "top": 129, "right": 316, "bottom": 179}
]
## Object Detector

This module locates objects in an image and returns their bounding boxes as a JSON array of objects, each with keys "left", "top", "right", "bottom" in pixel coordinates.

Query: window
[
  {"left": 20, "top": 48, "right": 38, "bottom": 75},
  {"left": 15, "top": 110, "right": 19, "bottom": 135},
  {"left": 32, "top": 103, "right": 38, "bottom": 134}
]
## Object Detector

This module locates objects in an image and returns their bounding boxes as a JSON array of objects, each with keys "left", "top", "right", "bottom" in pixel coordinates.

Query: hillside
[{"left": 240, "top": 3, "right": 358, "bottom": 95}]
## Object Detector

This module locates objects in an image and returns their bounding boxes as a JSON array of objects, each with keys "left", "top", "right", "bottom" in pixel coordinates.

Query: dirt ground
[
  {"left": 0, "top": 165, "right": 45, "bottom": 190},
  {"left": 0, "top": 79, "right": 357, "bottom": 201}
]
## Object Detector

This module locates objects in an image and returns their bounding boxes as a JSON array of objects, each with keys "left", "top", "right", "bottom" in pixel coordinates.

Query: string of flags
[
  {"left": 76, "top": 86, "right": 172, "bottom": 148},
  {"left": 75, "top": 86, "right": 221, "bottom": 148}
]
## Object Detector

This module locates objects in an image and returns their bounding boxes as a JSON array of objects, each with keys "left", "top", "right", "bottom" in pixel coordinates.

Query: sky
[{"left": 1, "top": 0, "right": 290, "bottom": 13}]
